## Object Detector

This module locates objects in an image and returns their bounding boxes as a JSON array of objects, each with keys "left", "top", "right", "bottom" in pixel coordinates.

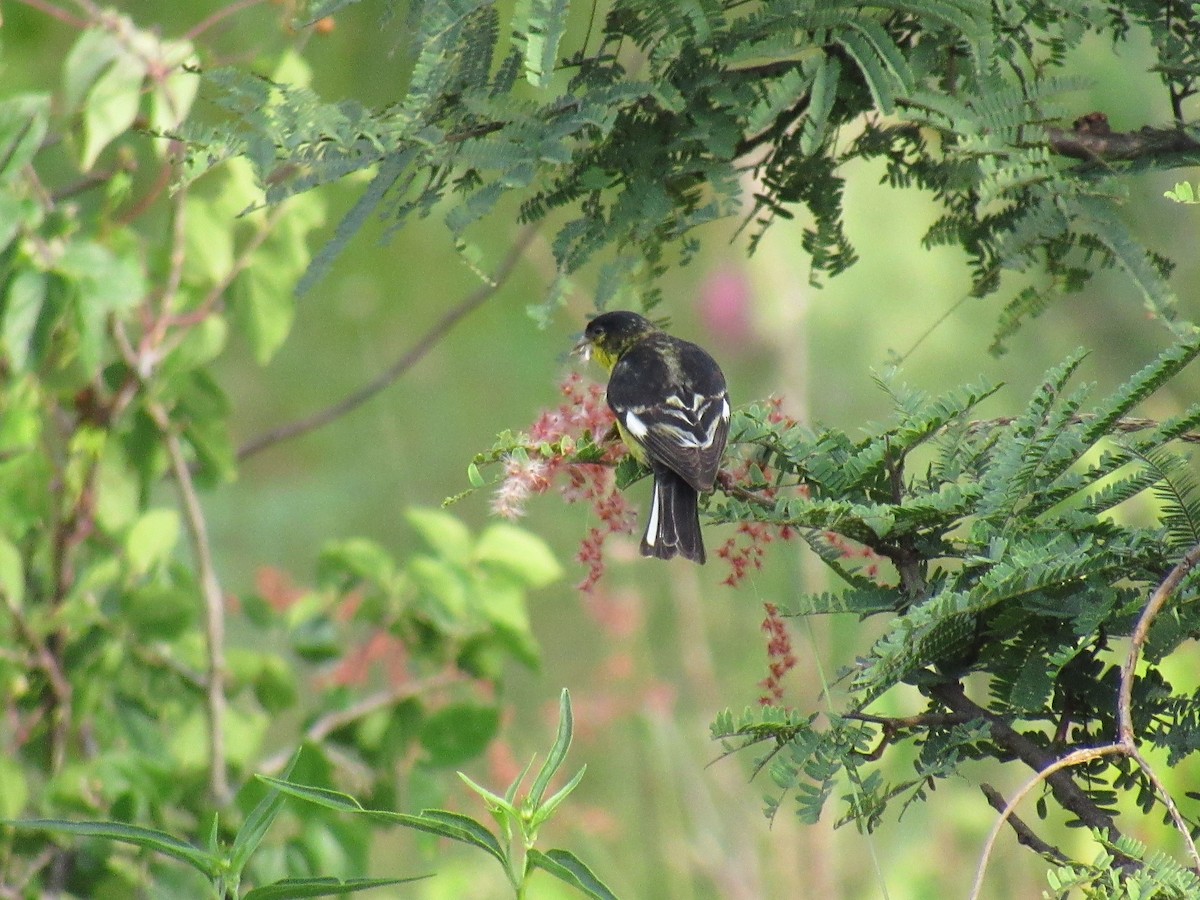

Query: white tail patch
[{"left": 645, "top": 479, "right": 661, "bottom": 546}]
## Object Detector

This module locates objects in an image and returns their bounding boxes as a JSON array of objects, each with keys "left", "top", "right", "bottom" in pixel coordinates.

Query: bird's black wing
[{"left": 607, "top": 334, "right": 730, "bottom": 492}]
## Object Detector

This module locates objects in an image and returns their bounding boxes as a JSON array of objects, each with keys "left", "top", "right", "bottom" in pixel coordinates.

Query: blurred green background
[{"left": 5, "top": 2, "right": 1199, "bottom": 897}]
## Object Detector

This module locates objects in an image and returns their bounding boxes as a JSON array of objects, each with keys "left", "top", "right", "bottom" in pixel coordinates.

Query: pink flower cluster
[
  {"left": 759, "top": 602, "right": 797, "bottom": 706},
  {"left": 713, "top": 463, "right": 800, "bottom": 587},
  {"left": 493, "top": 373, "right": 637, "bottom": 591}
]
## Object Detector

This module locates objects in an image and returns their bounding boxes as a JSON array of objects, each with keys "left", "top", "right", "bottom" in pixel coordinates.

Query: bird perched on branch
[{"left": 576, "top": 310, "right": 730, "bottom": 563}]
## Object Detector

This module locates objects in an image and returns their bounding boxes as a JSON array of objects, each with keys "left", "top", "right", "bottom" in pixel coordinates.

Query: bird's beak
[{"left": 572, "top": 336, "right": 592, "bottom": 361}]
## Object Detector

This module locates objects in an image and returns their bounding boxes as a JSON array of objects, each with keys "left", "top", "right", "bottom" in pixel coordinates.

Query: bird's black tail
[{"left": 641, "top": 464, "right": 705, "bottom": 564}]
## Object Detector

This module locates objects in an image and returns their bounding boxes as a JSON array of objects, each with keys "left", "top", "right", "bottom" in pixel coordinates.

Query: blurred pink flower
[{"left": 699, "top": 265, "right": 754, "bottom": 346}]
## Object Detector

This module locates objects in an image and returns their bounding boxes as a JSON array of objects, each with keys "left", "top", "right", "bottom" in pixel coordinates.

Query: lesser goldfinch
[{"left": 576, "top": 310, "right": 730, "bottom": 564}]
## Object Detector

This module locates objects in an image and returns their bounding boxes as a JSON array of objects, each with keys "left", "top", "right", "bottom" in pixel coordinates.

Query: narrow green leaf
[
  {"left": 504, "top": 755, "right": 537, "bottom": 804},
  {"left": 528, "top": 848, "right": 619, "bottom": 900},
  {"left": 519, "top": 0, "right": 570, "bottom": 87},
  {"left": 415, "top": 809, "right": 505, "bottom": 861},
  {"left": 528, "top": 688, "right": 572, "bottom": 808},
  {"left": 242, "top": 875, "right": 433, "bottom": 900},
  {"left": 257, "top": 776, "right": 507, "bottom": 864},
  {"left": 230, "top": 751, "right": 301, "bottom": 874},
  {"left": 835, "top": 29, "right": 895, "bottom": 114},
  {"left": 800, "top": 55, "right": 840, "bottom": 156},
  {"left": 529, "top": 764, "right": 586, "bottom": 830},
  {"left": 255, "top": 777, "right": 366, "bottom": 813},
  {"left": 1071, "top": 196, "right": 1182, "bottom": 330},
  {"left": 3, "top": 819, "right": 220, "bottom": 876},
  {"left": 458, "top": 771, "right": 517, "bottom": 816}
]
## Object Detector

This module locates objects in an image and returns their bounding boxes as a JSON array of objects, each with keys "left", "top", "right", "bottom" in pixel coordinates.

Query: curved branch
[
  {"left": 969, "top": 742, "right": 1127, "bottom": 900},
  {"left": 969, "top": 543, "right": 1200, "bottom": 898},
  {"left": 237, "top": 225, "right": 538, "bottom": 461}
]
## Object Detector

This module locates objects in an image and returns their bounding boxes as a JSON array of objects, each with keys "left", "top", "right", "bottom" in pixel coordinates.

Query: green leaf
[
  {"left": 316, "top": 537, "right": 396, "bottom": 588},
  {"left": 253, "top": 654, "right": 300, "bottom": 713},
  {"left": 518, "top": 0, "right": 570, "bottom": 88},
  {"left": 458, "top": 770, "right": 516, "bottom": 821},
  {"left": 0, "top": 94, "right": 50, "bottom": 183},
  {"left": 475, "top": 523, "right": 563, "bottom": 587},
  {"left": 419, "top": 703, "right": 500, "bottom": 767},
  {"left": 241, "top": 876, "right": 433, "bottom": 899},
  {"left": 255, "top": 777, "right": 367, "bottom": 814},
  {"left": 229, "top": 751, "right": 301, "bottom": 874},
  {"left": 529, "top": 765, "right": 586, "bottom": 831},
  {"left": 0, "top": 757, "right": 28, "bottom": 819},
  {"left": 529, "top": 688, "right": 572, "bottom": 808},
  {"left": 1071, "top": 196, "right": 1181, "bottom": 330},
  {"left": 3, "top": 819, "right": 220, "bottom": 876},
  {"left": 55, "top": 241, "right": 146, "bottom": 373},
  {"left": 407, "top": 507, "right": 474, "bottom": 562},
  {"left": 232, "top": 255, "right": 297, "bottom": 365},
  {"left": 124, "top": 508, "right": 181, "bottom": 575},
  {"left": 0, "top": 536, "right": 23, "bottom": 610},
  {"left": 257, "top": 776, "right": 507, "bottom": 864},
  {"left": 467, "top": 461, "right": 485, "bottom": 488},
  {"left": 2, "top": 270, "right": 47, "bottom": 373},
  {"left": 148, "top": 39, "right": 200, "bottom": 135},
  {"left": 412, "top": 809, "right": 505, "bottom": 861},
  {"left": 81, "top": 50, "right": 146, "bottom": 170},
  {"left": 63, "top": 27, "right": 123, "bottom": 112},
  {"left": 119, "top": 582, "right": 196, "bottom": 640},
  {"left": 528, "top": 848, "right": 619, "bottom": 900}
]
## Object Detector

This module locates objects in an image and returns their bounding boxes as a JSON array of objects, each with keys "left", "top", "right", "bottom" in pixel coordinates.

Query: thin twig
[
  {"left": 1117, "top": 543, "right": 1200, "bottom": 743},
  {"left": 257, "top": 669, "right": 463, "bottom": 774},
  {"left": 152, "top": 402, "right": 231, "bottom": 806},
  {"left": 148, "top": 176, "right": 190, "bottom": 348},
  {"left": 237, "top": 225, "right": 538, "bottom": 460},
  {"left": 115, "top": 319, "right": 231, "bottom": 806},
  {"left": 1117, "top": 543, "right": 1200, "bottom": 868},
  {"left": 2, "top": 594, "right": 73, "bottom": 768},
  {"left": 185, "top": 0, "right": 268, "bottom": 40},
  {"left": 12, "top": 0, "right": 88, "bottom": 27}
]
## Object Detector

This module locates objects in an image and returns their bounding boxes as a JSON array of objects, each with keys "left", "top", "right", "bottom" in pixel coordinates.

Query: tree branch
[
  {"left": 929, "top": 681, "right": 1123, "bottom": 841},
  {"left": 979, "top": 783, "right": 1071, "bottom": 865},
  {"left": 1047, "top": 113, "right": 1200, "bottom": 162},
  {"left": 237, "top": 225, "right": 538, "bottom": 461}
]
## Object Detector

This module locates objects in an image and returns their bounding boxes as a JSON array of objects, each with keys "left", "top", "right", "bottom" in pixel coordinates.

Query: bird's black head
[{"left": 584, "top": 310, "right": 656, "bottom": 351}]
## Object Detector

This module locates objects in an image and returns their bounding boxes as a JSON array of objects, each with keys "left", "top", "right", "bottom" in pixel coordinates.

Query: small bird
[{"left": 576, "top": 310, "right": 730, "bottom": 563}]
